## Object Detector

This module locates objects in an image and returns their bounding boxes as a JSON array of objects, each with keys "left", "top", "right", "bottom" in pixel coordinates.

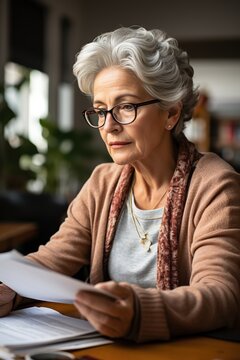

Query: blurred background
[{"left": 0, "top": 0, "right": 239, "bottom": 252}]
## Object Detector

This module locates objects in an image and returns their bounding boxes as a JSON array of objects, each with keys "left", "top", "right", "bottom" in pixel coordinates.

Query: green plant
[
  {"left": 36, "top": 117, "right": 108, "bottom": 196},
  {"left": 0, "top": 83, "right": 110, "bottom": 197},
  {"left": 0, "top": 85, "right": 38, "bottom": 190}
]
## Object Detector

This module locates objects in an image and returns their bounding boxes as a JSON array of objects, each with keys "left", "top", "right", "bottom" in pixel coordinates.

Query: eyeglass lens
[{"left": 85, "top": 103, "right": 136, "bottom": 128}]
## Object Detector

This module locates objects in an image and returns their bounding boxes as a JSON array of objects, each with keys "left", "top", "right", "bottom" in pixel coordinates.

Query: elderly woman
[{"left": 0, "top": 27, "right": 240, "bottom": 342}]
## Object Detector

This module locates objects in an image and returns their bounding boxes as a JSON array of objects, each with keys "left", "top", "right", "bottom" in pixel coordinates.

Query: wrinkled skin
[
  {"left": 74, "top": 281, "right": 135, "bottom": 338},
  {"left": 0, "top": 284, "right": 16, "bottom": 316}
]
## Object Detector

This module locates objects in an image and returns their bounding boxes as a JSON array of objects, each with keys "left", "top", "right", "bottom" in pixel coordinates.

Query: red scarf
[{"left": 104, "top": 134, "right": 202, "bottom": 290}]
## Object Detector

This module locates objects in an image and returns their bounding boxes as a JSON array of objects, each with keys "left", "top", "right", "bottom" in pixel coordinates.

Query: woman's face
[{"left": 93, "top": 66, "right": 171, "bottom": 166}]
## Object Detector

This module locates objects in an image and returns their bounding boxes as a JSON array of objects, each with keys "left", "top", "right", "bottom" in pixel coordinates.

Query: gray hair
[{"left": 73, "top": 26, "right": 198, "bottom": 136}]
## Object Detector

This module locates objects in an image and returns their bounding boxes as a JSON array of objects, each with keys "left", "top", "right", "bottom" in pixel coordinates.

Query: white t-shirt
[{"left": 108, "top": 191, "right": 164, "bottom": 288}]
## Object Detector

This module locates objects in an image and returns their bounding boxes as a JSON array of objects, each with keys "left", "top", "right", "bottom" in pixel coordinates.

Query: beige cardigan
[{"left": 28, "top": 152, "right": 240, "bottom": 342}]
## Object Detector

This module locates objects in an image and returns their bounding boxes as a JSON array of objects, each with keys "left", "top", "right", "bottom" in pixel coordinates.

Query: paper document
[
  {"left": 0, "top": 250, "right": 116, "bottom": 303},
  {"left": 0, "top": 307, "right": 112, "bottom": 355}
]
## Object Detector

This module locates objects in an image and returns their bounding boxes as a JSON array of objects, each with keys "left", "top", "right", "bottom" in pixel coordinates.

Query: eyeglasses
[{"left": 82, "top": 99, "right": 161, "bottom": 128}]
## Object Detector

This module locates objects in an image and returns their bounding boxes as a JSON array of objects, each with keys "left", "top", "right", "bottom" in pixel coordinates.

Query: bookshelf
[
  {"left": 185, "top": 93, "right": 240, "bottom": 172},
  {"left": 210, "top": 116, "right": 240, "bottom": 172}
]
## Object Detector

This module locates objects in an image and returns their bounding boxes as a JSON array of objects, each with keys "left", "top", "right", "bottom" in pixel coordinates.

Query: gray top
[{"left": 108, "top": 191, "right": 164, "bottom": 288}]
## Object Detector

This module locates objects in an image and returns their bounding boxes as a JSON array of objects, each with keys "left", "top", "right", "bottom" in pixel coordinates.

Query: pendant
[{"left": 140, "top": 234, "right": 152, "bottom": 252}]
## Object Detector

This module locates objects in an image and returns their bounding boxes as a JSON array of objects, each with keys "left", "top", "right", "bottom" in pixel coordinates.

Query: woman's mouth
[{"left": 108, "top": 141, "right": 131, "bottom": 149}]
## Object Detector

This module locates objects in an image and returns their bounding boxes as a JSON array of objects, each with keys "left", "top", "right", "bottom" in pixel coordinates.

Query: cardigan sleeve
[
  {"left": 128, "top": 156, "right": 240, "bottom": 342},
  {"left": 13, "top": 163, "right": 120, "bottom": 310},
  {"left": 27, "top": 162, "right": 120, "bottom": 278},
  {"left": 27, "top": 176, "right": 94, "bottom": 276}
]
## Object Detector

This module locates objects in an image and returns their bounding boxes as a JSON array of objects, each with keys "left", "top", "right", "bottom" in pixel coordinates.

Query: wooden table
[
  {"left": 0, "top": 222, "right": 38, "bottom": 252},
  {"left": 39, "top": 302, "right": 240, "bottom": 360}
]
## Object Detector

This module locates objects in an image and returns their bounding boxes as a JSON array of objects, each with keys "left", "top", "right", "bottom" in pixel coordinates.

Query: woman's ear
[{"left": 166, "top": 102, "right": 182, "bottom": 130}]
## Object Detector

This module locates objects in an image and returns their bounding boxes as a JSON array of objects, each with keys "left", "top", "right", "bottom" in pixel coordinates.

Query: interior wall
[
  {"left": 80, "top": 0, "right": 240, "bottom": 43},
  {"left": 191, "top": 59, "right": 240, "bottom": 116}
]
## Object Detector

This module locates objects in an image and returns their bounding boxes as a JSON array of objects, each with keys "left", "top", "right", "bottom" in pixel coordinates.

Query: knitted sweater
[{"left": 28, "top": 152, "right": 240, "bottom": 342}]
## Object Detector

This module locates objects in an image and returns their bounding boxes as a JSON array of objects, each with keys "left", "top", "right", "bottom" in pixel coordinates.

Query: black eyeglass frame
[{"left": 82, "top": 99, "right": 161, "bottom": 128}]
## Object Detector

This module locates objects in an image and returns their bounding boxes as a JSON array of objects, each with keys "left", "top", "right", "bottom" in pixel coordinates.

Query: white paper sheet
[
  {"left": 0, "top": 307, "right": 95, "bottom": 346},
  {"left": 0, "top": 250, "right": 116, "bottom": 303},
  {"left": 0, "top": 307, "right": 112, "bottom": 355}
]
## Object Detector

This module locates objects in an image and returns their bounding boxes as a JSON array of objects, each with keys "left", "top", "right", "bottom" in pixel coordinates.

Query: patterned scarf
[{"left": 103, "top": 134, "right": 202, "bottom": 290}]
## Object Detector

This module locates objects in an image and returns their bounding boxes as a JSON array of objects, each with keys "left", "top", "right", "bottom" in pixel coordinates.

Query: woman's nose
[{"left": 103, "top": 112, "right": 121, "bottom": 132}]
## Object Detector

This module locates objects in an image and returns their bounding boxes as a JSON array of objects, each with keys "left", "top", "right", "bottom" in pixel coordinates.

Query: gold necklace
[{"left": 129, "top": 187, "right": 166, "bottom": 252}]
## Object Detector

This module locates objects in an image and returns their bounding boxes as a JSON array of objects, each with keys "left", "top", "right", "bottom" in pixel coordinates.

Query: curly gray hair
[{"left": 73, "top": 26, "right": 198, "bottom": 136}]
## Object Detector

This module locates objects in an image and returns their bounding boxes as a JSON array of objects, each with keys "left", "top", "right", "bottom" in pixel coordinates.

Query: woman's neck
[{"left": 131, "top": 138, "right": 178, "bottom": 210}]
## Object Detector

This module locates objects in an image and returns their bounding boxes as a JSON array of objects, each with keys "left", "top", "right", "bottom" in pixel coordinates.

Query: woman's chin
[{"left": 111, "top": 156, "right": 132, "bottom": 166}]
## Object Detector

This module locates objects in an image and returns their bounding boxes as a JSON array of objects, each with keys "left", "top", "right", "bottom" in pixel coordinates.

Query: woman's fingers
[
  {"left": 0, "top": 302, "right": 14, "bottom": 317},
  {"left": 0, "top": 284, "right": 16, "bottom": 316},
  {"left": 95, "top": 281, "right": 132, "bottom": 299},
  {"left": 74, "top": 281, "right": 134, "bottom": 338},
  {"left": 74, "top": 297, "right": 122, "bottom": 337}
]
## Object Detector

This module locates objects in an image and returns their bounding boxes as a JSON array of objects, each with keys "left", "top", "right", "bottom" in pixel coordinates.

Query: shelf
[{"left": 215, "top": 142, "right": 240, "bottom": 150}]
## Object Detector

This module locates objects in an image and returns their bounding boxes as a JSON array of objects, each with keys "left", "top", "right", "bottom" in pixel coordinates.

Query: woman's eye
[
  {"left": 96, "top": 109, "right": 105, "bottom": 117},
  {"left": 121, "top": 104, "right": 134, "bottom": 111}
]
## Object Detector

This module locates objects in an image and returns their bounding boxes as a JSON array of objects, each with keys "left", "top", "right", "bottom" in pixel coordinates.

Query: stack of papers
[
  {"left": 0, "top": 250, "right": 114, "bottom": 355},
  {"left": 0, "top": 307, "right": 112, "bottom": 355}
]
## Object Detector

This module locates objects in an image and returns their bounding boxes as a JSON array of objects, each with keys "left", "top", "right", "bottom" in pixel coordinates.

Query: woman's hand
[
  {"left": 0, "top": 284, "right": 16, "bottom": 317},
  {"left": 74, "top": 281, "right": 135, "bottom": 338}
]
